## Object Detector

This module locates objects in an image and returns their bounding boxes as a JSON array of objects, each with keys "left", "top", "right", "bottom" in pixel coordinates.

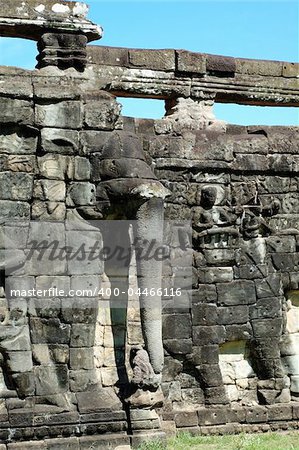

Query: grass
[{"left": 137, "top": 431, "right": 299, "bottom": 450}]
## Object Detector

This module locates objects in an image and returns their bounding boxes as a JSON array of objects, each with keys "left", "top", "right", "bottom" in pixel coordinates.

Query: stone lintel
[{"left": 0, "top": 0, "right": 102, "bottom": 42}]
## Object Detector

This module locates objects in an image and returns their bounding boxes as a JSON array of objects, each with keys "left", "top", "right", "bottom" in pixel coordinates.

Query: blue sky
[{"left": 0, "top": 1, "right": 298, "bottom": 125}]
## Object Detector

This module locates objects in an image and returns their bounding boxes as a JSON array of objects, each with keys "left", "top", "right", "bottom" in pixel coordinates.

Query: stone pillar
[{"left": 37, "top": 33, "right": 88, "bottom": 71}]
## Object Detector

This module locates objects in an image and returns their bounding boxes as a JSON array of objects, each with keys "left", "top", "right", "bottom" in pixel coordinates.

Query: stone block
[
  {"left": 79, "top": 434, "right": 130, "bottom": 450},
  {"left": 73, "top": 156, "right": 91, "bottom": 180},
  {"left": 245, "top": 406, "right": 268, "bottom": 423},
  {"left": 197, "top": 407, "right": 232, "bottom": 425},
  {"left": 33, "top": 180, "right": 66, "bottom": 202},
  {"left": 61, "top": 297, "right": 98, "bottom": 324},
  {"left": 35, "top": 365, "right": 68, "bottom": 395},
  {"left": 192, "top": 345, "right": 219, "bottom": 365},
  {"left": 193, "top": 325, "right": 226, "bottom": 345},
  {"left": 272, "top": 253, "right": 298, "bottom": 272},
  {"left": 163, "top": 314, "right": 191, "bottom": 339},
  {"left": 35, "top": 275, "right": 70, "bottom": 292},
  {"left": 101, "top": 366, "right": 120, "bottom": 386},
  {"left": 204, "top": 386, "right": 229, "bottom": 405},
  {"left": 282, "top": 62, "right": 299, "bottom": 78},
  {"left": 225, "top": 323, "right": 252, "bottom": 341},
  {"left": 69, "top": 369, "right": 97, "bottom": 392},
  {"left": 236, "top": 59, "right": 283, "bottom": 76},
  {"left": 79, "top": 130, "right": 111, "bottom": 155},
  {"left": 163, "top": 339, "right": 192, "bottom": 355},
  {"left": 0, "top": 98, "right": 33, "bottom": 124},
  {"left": 217, "top": 280, "right": 256, "bottom": 306},
  {"left": 44, "top": 437, "right": 79, "bottom": 449},
  {"left": 0, "top": 200, "right": 30, "bottom": 221},
  {"left": 70, "top": 275, "right": 100, "bottom": 293},
  {"left": 199, "top": 267, "right": 234, "bottom": 283},
  {"left": 7, "top": 441, "right": 46, "bottom": 449},
  {"left": 192, "top": 303, "right": 218, "bottom": 326},
  {"left": 0, "top": 325, "right": 31, "bottom": 351},
  {"left": 191, "top": 285, "right": 217, "bottom": 303},
  {"left": 25, "top": 247, "right": 67, "bottom": 276},
  {"left": 196, "top": 364, "right": 223, "bottom": 387},
  {"left": 234, "top": 264, "right": 268, "bottom": 280},
  {"left": 84, "top": 98, "right": 121, "bottom": 130},
  {"left": 70, "top": 347, "right": 94, "bottom": 370},
  {"left": 76, "top": 386, "right": 122, "bottom": 413},
  {"left": 129, "top": 49, "right": 175, "bottom": 71},
  {"left": 66, "top": 182, "right": 96, "bottom": 206},
  {"left": 30, "top": 318, "right": 71, "bottom": 344},
  {"left": 32, "top": 344, "right": 69, "bottom": 365},
  {"left": 174, "top": 411, "right": 198, "bottom": 427},
  {"left": 38, "top": 154, "right": 72, "bottom": 180},
  {"left": 28, "top": 221, "right": 65, "bottom": 247},
  {"left": 6, "top": 351, "right": 33, "bottom": 373},
  {"left": 266, "top": 235, "right": 296, "bottom": 253},
  {"left": 11, "top": 372, "right": 35, "bottom": 396},
  {"left": 233, "top": 154, "right": 269, "bottom": 171},
  {"left": 290, "top": 375, "right": 299, "bottom": 393},
  {"left": 251, "top": 318, "right": 283, "bottom": 338},
  {"left": 70, "top": 324, "right": 95, "bottom": 347},
  {"left": 203, "top": 249, "right": 236, "bottom": 266},
  {"left": 41, "top": 128, "right": 79, "bottom": 154},
  {"left": 255, "top": 274, "right": 283, "bottom": 299},
  {"left": 249, "top": 297, "right": 282, "bottom": 320},
  {"left": 292, "top": 403, "right": 299, "bottom": 419},
  {"left": 0, "top": 172, "right": 32, "bottom": 200},
  {"left": 267, "top": 405, "right": 292, "bottom": 421},
  {"left": 35, "top": 101, "right": 83, "bottom": 129},
  {"left": 218, "top": 306, "right": 249, "bottom": 324},
  {"left": 162, "top": 357, "right": 183, "bottom": 382},
  {"left": 7, "top": 154, "right": 36, "bottom": 172},
  {"left": 31, "top": 201, "right": 66, "bottom": 221},
  {"left": 176, "top": 50, "right": 206, "bottom": 74},
  {"left": 87, "top": 45, "right": 129, "bottom": 66},
  {"left": 206, "top": 55, "right": 236, "bottom": 73}
]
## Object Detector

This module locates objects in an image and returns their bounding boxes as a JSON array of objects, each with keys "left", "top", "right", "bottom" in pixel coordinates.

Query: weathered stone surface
[
  {"left": 217, "top": 281, "right": 256, "bottom": 306},
  {"left": 206, "top": 55, "right": 236, "bottom": 74},
  {"left": 84, "top": 97, "right": 121, "bottom": 130},
  {"left": 66, "top": 182, "right": 96, "bottom": 206},
  {"left": 30, "top": 318, "right": 71, "bottom": 344},
  {"left": 87, "top": 45, "right": 129, "bottom": 67},
  {"left": 33, "top": 180, "right": 66, "bottom": 201},
  {"left": 0, "top": 126, "right": 38, "bottom": 154},
  {"left": 176, "top": 50, "right": 206, "bottom": 74},
  {"left": 236, "top": 59, "right": 283, "bottom": 76},
  {"left": 35, "top": 101, "right": 83, "bottom": 129},
  {"left": 193, "top": 326, "right": 226, "bottom": 345},
  {"left": 282, "top": 62, "right": 299, "bottom": 78},
  {"left": 41, "top": 128, "right": 79, "bottom": 155},
  {"left": 0, "top": 98, "right": 33, "bottom": 124},
  {"left": 163, "top": 314, "right": 191, "bottom": 339},
  {"left": 129, "top": 49, "right": 175, "bottom": 71},
  {"left": 35, "top": 365, "right": 69, "bottom": 395}
]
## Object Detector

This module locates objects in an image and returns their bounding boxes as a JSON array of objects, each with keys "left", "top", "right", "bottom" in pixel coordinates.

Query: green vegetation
[{"left": 138, "top": 431, "right": 299, "bottom": 450}]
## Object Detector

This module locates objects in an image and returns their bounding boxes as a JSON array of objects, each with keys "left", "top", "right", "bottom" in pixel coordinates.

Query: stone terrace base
[
  {"left": 0, "top": 432, "right": 166, "bottom": 449},
  {"left": 0, "top": 404, "right": 298, "bottom": 448},
  {"left": 163, "top": 403, "right": 299, "bottom": 436}
]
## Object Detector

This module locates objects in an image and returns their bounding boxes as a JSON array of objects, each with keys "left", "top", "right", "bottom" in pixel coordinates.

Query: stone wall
[{"left": 0, "top": 1, "right": 299, "bottom": 448}]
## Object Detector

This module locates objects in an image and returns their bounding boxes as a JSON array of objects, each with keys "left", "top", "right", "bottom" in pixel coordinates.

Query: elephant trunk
[{"left": 135, "top": 197, "right": 164, "bottom": 375}]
